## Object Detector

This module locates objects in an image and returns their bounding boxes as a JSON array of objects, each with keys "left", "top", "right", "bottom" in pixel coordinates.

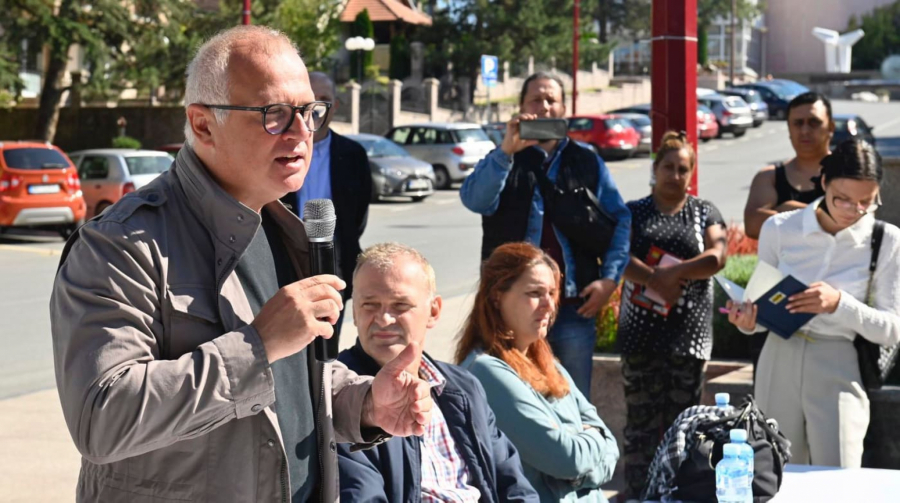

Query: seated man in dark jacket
[{"left": 337, "top": 242, "right": 539, "bottom": 503}]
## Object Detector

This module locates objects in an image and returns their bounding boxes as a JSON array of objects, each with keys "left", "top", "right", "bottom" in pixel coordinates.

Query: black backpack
[{"left": 644, "top": 395, "right": 792, "bottom": 503}]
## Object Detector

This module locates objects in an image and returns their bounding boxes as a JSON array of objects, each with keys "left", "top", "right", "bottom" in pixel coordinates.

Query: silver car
[
  {"left": 348, "top": 134, "right": 436, "bottom": 202},
  {"left": 68, "top": 149, "right": 174, "bottom": 217},
  {"left": 697, "top": 95, "right": 753, "bottom": 138},
  {"left": 385, "top": 123, "right": 496, "bottom": 189},
  {"left": 616, "top": 113, "right": 652, "bottom": 154}
]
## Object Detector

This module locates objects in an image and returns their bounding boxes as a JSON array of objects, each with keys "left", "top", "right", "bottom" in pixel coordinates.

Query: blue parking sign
[{"left": 481, "top": 55, "right": 499, "bottom": 87}]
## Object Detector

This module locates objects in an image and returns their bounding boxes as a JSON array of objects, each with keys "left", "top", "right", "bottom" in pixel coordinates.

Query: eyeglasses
[
  {"left": 831, "top": 193, "right": 881, "bottom": 215},
  {"left": 203, "top": 101, "right": 333, "bottom": 135}
]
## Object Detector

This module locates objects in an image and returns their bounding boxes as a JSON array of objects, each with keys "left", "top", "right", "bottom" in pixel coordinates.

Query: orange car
[{"left": 0, "top": 141, "right": 86, "bottom": 238}]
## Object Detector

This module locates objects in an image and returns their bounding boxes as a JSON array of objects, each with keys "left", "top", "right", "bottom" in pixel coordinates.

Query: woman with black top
[{"left": 616, "top": 131, "right": 728, "bottom": 500}]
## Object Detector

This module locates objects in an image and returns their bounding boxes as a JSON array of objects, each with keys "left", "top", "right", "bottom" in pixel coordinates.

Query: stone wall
[{"left": 0, "top": 107, "right": 186, "bottom": 152}]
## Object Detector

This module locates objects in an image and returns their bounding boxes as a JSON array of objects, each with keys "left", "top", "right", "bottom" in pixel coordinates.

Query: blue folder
[{"left": 755, "top": 275, "right": 816, "bottom": 339}]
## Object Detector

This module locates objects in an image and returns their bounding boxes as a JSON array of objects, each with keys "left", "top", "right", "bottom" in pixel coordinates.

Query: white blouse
[{"left": 754, "top": 198, "right": 900, "bottom": 346}]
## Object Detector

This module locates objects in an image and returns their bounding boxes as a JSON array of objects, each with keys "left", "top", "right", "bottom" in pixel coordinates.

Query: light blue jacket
[
  {"left": 460, "top": 139, "right": 632, "bottom": 296},
  {"left": 460, "top": 350, "right": 620, "bottom": 503}
]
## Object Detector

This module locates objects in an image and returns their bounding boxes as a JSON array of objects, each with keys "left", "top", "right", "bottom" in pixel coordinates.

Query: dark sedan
[
  {"left": 831, "top": 114, "right": 876, "bottom": 149},
  {"left": 348, "top": 134, "right": 436, "bottom": 202}
]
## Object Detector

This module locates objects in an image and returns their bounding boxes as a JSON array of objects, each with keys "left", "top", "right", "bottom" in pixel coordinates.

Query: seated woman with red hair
[{"left": 456, "top": 242, "right": 619, "bottom": 503}]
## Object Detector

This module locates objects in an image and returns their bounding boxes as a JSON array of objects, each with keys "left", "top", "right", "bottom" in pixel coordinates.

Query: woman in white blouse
[{"left": 728, "top": 139, "right": 900, "bottom": 468}]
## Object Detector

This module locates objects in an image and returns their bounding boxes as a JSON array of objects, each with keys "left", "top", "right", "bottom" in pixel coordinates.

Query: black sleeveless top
[{"left": 774, "top": 162, "right": 823, "bottom": 205}]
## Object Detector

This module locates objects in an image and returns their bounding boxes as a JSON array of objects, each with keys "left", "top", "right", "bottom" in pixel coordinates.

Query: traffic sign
[{"left": 481, "top": 55, "right": 499, "bottom": 87}]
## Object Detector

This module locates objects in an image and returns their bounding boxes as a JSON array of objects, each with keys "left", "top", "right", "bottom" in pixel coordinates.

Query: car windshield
[
  {"left": 452, "top": 128, "right": 491, "bottom": 143},
  {"left": 2, "top": 148, "right": 70, "bottom": 170},
  {"left": 605, "top": 118, "right": 632, "bottom": 129},
  {"left": 360, "top": 139, "right": 409, "bottom": 157},
  {"left": 125, "top": 155, "right": 174, "bottom": 175}
]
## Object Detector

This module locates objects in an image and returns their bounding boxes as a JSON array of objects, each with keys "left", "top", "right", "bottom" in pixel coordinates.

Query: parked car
[
  {"left": 347, "top": 134, "right": 436, "bottom": 202},
  {"left": 616, "top": 113, "right": 652, "bottom": 154},
  {"left": 482, "top": 122, "right": 507, "bottom": 147},
  {"left": 697, "top": 94, "right": 753, "bottom": 138},
  {"left": 68, "top": 149, "right": 174, "bottom": 218},
  {"left": 567, "top": 115, "right": 641, "bottom": 160},
  {"left": 697, "top": 104, "right": 719, "bottom": 142},
  {"left": 0, "top": 141, "right": 86, "bottom": 237},
  {"left": 608, "top": 104, "right": 651, "bottom": 116},
  {"left": 721, "top": 88, "right": 769, "bottom": 127},
  {"left": 385, "top": 123, "right": 495, "bottom": 189},
  {"left": 733, "top": 82, "right": 796, "bottom": 120},
  {"left": 831, "top": 114, "right": 876, "bottom": 149}
]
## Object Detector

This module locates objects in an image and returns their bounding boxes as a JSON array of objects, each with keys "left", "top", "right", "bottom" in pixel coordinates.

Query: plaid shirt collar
[{"left": 417, "top": 355, "right": 447, "bottom": 396}]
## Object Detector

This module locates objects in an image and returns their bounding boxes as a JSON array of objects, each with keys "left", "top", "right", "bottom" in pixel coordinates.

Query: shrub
[
  {"left": 595, "top": 285, "right": 622, "bottom": 353},
  {"left": 711, "top": 254, "right": 759, "bottom": 359},
  {"left": 112, "top": 136, "right": 141, "bottom": 149},
  {"left": 726, "top": 222, "right": 758, "bottom": 256}
]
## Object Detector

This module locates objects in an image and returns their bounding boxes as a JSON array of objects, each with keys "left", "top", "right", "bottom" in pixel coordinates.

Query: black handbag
[
  {"left": 670, "top": 396, "right": 792, "bottom": 503},
  {"left": 854, "top": 220, "right": 900, "bottom": 390},
  {"left": 526, "top": 162, "right": 618, "bottom": 258}
]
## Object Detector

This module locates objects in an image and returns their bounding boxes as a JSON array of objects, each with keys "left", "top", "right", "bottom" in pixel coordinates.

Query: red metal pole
[
  {"left": 572, "top": 0, "right": 580, "bottom": 115},
  {"left": 242, "top": 0, "right": 251, "bottom": 25},
  {"left": 651, "top": 0, "right": 699, "bottom": 195}
]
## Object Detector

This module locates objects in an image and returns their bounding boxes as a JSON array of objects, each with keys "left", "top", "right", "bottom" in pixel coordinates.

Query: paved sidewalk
[{"left": 0, "top": 292, "right": 476, "bottom": 502}]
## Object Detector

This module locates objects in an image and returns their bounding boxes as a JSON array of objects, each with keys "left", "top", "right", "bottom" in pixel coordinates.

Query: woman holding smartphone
[
  {"left": 728, "top": 139, "right": 900, "bottom": 467},
  {"left": 617, "top": 131, "right": 727, "bottom": 500}
]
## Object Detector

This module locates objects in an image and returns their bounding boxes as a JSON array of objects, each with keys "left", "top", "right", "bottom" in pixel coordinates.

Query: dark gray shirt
[{"left": 235, "top": 211, "right": 318, "bottom": 502}]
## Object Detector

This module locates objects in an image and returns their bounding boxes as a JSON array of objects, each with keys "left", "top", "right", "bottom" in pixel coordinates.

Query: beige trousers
[{"left": 754, "top": 332, "right": 870, "bottom": 467}]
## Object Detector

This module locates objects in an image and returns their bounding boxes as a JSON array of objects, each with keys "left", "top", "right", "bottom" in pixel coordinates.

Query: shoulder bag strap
[{"left": 866, "top": 220, "right": 886, "bottom": 306}]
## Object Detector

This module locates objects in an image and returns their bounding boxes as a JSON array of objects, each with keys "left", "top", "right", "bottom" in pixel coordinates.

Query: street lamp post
[{"left": 345, "top": 37, "right": 375, "bottom": 132}]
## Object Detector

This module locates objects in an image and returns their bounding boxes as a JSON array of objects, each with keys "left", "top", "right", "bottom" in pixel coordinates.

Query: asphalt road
[{"left": 2, "top": 99, "right": 899, "bottom": 400}]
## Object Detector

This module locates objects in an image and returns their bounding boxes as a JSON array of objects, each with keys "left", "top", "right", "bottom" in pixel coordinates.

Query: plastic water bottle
[
  {"left": 730, "top": 429, "right": 754, "bottom": 491},
  {"left": 715, "top": 392, "right": 732, "bottom": 414},
  {"left": 716, "top": 443, "right": 752, "bottom": 503}
]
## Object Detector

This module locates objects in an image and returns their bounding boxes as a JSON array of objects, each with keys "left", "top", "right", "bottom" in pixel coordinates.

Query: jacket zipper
[
  {"left": 280, "top": 458, "right": 287, "bottom": 503},
  {"left": 318, "top": 364, "right": 326, "bottom": 503}
]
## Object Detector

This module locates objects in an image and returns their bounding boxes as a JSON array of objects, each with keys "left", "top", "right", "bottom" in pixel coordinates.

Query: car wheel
[
  {"left": 433, "top": 166, "right": 451, "bottom": 190},
  {"left": 733, "top": 129, "right": 747, "bottom": 138},
  {"left": 58, "top": 223, "right": 78, "bottom": 239},
  {"left": 701, "top": 137, "right": 712, "bottom": 143},
  {"left": 776, "top": 109, "right": 786, "bottom": 120},
  {"left": 94, "top": 201, "right": 112, "bottom": 217},
  {"left": 411, "top": 196, "right": 427, "bottom": 203},
  {"left": 370, "top": 184, "right": 380, "bottom": 203}
]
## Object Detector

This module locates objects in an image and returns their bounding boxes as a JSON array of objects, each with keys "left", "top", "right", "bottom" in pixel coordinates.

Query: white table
[
  {"left": 645, "top": 464, "right": 900, "bottom": 502},
  {"left": 771, "top": 464, "right": 900, "bottom": 502}
]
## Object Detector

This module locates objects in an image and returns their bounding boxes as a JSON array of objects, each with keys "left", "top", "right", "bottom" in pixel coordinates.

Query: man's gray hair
[
  {"left": 354, "top": 243, "right": 436, "bottom": 296},
  {"left": 183, "top": 25, "right": 298, "bottom": 146}
]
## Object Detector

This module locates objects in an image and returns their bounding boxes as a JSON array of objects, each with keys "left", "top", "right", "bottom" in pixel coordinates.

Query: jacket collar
[{"left": 801, "top": 196, "right": 874, "bottom": 246}]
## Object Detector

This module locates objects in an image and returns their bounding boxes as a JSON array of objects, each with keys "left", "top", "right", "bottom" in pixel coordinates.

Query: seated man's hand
[{"left": 365, "top": 342, "right": 433, "bottom": 437}]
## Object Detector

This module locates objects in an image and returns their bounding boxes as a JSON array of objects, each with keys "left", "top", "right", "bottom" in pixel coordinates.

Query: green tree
[
  {"left": 697, "top": 0, "right": 763, "bottom": 67},
  {"left": 390, "top": 33, "right": 411, "bottom": 80},
  {"left": 350, "top": 9, "right": 374, "bottom": 81},
  {"left": 846, "top": 3, "right": 900, "bottom": 70},
  {"left": 276, "top": 0, "right": 343, "bottom": 71},
  {"left": 2, "top": 0, "right": 188, "bottom": 142}
]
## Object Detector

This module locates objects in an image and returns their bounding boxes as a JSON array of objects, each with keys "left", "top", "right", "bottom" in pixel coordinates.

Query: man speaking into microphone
[{"left": 49, "top": 26, "right": 432, "bottom": 502}]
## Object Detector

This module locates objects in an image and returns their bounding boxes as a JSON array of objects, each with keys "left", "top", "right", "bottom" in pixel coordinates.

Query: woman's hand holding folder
[
  {"left": 785, "top": 282, "right": 841, "bottom": 314},
  {"left": 726, "top": 300, "right": 758, "bottom": 331}
]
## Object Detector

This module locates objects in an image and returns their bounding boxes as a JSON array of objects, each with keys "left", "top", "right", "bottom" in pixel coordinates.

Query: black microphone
[{"left": 303, "top": 199, "right": 340, "bottom": 362}]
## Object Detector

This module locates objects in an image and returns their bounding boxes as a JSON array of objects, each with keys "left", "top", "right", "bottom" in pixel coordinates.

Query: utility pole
[
  {"left": 729, "top": 0, "right": 736, "bottom": 85},
  {"left": 573, "top": 0, "right": 580, "bottom": 115},
  {"left": 651, "top": 0, "right": 699, "bottom": 195}
]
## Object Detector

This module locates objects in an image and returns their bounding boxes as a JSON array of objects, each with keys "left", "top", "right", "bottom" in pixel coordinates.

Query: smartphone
[{"left": 519, "top": 118, "right": 568, "bottom": 141}]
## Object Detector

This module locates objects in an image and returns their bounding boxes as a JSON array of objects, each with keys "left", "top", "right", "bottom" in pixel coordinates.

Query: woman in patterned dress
[{"left": 616, "top": 131, "right": 728, "bottom": 501}]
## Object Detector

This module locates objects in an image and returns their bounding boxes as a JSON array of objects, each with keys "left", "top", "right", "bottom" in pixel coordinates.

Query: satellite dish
[{"left": 882, "top": 55, "right": 900, "bottom": 80}]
